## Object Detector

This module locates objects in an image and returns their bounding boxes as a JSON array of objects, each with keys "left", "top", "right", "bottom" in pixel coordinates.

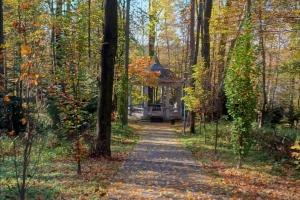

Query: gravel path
[{"left": 107, "top": 123, "right": 228, "bottom": 199}]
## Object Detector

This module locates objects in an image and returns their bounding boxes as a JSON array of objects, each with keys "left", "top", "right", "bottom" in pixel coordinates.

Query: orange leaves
[
  {"left": 29, "top": 72, "right": 39, "bottom": 79},
  {"left": 21, "top": 3, "right": 32, "bottom": 10},
  {"left": 21, "top": 45, "right": 31, "bottom": 55},
  {"left": 10, "top": 62, "right": 40, "bottom": 86},
  {"left": 19, "top": 72, "right": 28, "bottom": 81},
  {"left": 21, "top": 63, "right": 28, "bottom": 70},
  {"left": 12, "top": 21, "right": 19, "bottom": 28},
  {"left": 30, "top": 80, "right": 38, "bottom": 86},
  {"left": 33, "top": 23, "right": 40, "bottom": 28},
  {"left": 129, "top": 57, "right": 160, "bottom": 86},
  {"left": 8, "top": 130, "right": 15, "bottom": 135},
  {"left": 4, "top": 96, "right": 10, "bottom": 102},
  {"left": 21, "top": 118, "right": 27, "bottom": 125},
  {"left": 74, "top": 139, "right": 87, "bottom": 162}
]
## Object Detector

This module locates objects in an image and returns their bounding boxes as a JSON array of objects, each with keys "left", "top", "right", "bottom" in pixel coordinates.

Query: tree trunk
[
  {"left": 88, "top": 0, "right": 91, "bottom": 60},
  {"left": 148, "top": 0, "right": 157, "bottom": 58},
  {"left": 259, "top": 6, "right": 267, "bottom": 128},
  {"left": 56, "top": 0, "right": 63, "bottom": 68},
  {"left": 201, "top": 0, "right": 212, "bottom": 121},
  {"left": 122, "top": 0, "right": 130, "bottom": 126},
  {"left": 189, "top": 0, "right": 196, "bottom": 134},
  {"left": 148, "top": 0, "right": 157, "bottom": 104},
  {"left": 201, "top": 0, "right": 212, "bottom": 69},
  {"left": 218, "top": 0, "right": 232, "bottom": 117},
  {"left": 0, "top": 0, "right": 4, "bottom": 93},
  {"left": 96, "top": 0, "right": 118, "bottom": 157}
]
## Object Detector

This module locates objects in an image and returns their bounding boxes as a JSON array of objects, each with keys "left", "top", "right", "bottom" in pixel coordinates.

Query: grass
[
  {"left": 0, "top": 121, "right": 140, "bottom": 200},
  {"left": 175, "top": 121, "right": 300, "bottom": 199}
]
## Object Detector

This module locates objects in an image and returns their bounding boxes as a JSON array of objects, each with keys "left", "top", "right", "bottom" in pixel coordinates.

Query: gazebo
[{"left": 129, "top": 58, "right": 184, "bottom": 121}]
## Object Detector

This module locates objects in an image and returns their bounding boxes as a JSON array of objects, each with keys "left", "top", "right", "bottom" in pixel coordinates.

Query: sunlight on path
[{"left": 106, "top": 123, "right": 228, "bottom": 199}]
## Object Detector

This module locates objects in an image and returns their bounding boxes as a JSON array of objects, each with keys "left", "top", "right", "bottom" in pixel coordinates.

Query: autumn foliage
[{"left": 129, "top": 56, "right": 160, "bottom": 86}]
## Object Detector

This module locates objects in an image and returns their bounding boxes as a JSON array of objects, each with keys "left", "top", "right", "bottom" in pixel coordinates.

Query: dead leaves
[{"left": 201, "top": 159, "right": 300, "bottom": 199}]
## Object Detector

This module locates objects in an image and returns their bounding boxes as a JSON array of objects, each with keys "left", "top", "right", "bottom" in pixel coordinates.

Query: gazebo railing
[{"left": 129, "top": 104, "right": 182, "bottom": 119}]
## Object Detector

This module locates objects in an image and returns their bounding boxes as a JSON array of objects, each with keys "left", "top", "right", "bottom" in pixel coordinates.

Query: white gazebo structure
[{"left": 129, "top": 58, "right": 184, "bottom": 121}]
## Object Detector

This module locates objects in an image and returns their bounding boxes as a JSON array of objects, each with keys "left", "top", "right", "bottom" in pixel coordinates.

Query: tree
[
  {"left": 96, "top": 0, "right": 118, "bottom": 157},
  {"left": 0, "top": 0, "right": 4, "bottom": 93},
  {"left": 121, "top": 0, "right": 130, "bottom": 126},
  {"left": 201, "top": 0, "right": 212, "bottom": 69},
  {"left": 189, "top": 0, "right": 196, "bottom": 134},
  {"left": 225, "top": 0, "right": 257, "bottom": 169}
]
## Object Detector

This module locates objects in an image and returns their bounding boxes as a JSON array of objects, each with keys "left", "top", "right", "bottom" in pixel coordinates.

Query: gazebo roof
[{"left": 151, "top": 57, "right": 183, "bottom": 84}]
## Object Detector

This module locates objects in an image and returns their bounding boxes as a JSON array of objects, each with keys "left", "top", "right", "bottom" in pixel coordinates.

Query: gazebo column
[
  {"left": 165, "top": 86, "right": 170, "bottom": 120},
  {"left": 143, "top": 86, "right": 148, "bottom": 119},
  {"left": 176, "top": 86, "right": 182, "bottom": 116},
  {"left": 160, "top": 87, "right": 164, "bottom": 103}
]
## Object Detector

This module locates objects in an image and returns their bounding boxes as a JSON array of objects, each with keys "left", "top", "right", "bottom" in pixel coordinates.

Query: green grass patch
[
  {"left": 178, "top": 121, "right": 300, "bottom": 199},
  {"left": 0, "top": 121, "right": 140, "bottom": 200}
]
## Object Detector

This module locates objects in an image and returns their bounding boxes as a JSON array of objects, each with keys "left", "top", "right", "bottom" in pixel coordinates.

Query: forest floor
[
  {"left": 106, "top": 121, "right": 300, "bottom": 200},
  {"left": 106, "top": 122, "right": 228, "bottom": 199}
]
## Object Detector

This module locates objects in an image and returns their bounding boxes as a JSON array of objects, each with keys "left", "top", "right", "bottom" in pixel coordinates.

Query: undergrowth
[
  {"left": 177, "top": 121, "right": 300, "bottom": 199},
  {"left": 0, "top": 121, "right": 140, "bottom": 200}
]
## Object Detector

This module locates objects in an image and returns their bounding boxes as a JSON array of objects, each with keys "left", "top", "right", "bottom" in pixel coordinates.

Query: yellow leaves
[
  {"left": 11, "top": 78, "right": 18, "bottom": 83},
  {"left": 4, "top": 96, "right": 10, "bottom": 102},
  {"left": 21, "top": 45, "right": 31, "bottom": 55}
]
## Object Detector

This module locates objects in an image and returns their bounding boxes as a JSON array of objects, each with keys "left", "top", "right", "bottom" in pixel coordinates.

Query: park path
[{"left": 107, "top": 122, "right": 228, "bottom": 199}]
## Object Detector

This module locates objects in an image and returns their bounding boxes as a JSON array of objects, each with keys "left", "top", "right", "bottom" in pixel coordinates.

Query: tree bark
[
  {"left": 122, "top": 0, "right": 130, "bottom": 126},
  {"left": 0, "top": 0, "right": 4, "bottom": 93},
  {"left": 201, "top": 0, "right": 212, "bottom": 121},
  {"left": 201, "top": 0, "right": 212, "bottom": 69},
  {"left": 56, "top": 0, "right": 63, "bottom": 68},
  {"left": 189, "top": 0, "right": 196, "bottom": 134},
  {"left": 148, "top": 0, "right": 157, "bottom": 58},
  {"left": 259, "top": 6, "right": 267, "bottom": 127},
  {"left": 96, "top": 0, "right": 118, "bottom": 157}
]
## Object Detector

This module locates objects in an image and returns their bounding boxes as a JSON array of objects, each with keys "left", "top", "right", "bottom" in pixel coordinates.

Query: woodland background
[{"left": 0, "top": 0, "right": 300, "bottom": 199}]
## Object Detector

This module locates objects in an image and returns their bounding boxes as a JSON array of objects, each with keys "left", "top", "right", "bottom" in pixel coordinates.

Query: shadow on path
[{"left": 107, "top": 123, "right": 228, "bottom": 199}]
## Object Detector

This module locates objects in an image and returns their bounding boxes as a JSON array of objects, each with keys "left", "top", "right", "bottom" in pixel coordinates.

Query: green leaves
[{"left": 224, "top": 20, "right": 258, "bottom": 163}]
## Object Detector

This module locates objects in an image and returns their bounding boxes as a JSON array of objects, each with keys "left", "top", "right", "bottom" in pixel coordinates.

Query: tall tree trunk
[
  {"left": 259, "top": 6, "right": 267, "bottom": 127},
  {"left": 218, "top": 0, "right": 232, "bottom": 117},
  {"left": 88, "top": 0, "right": 91, "bottom": 60},
  {"left": 189, "top": 0, "right": 196, "bottom": 134},
  {"left": 149, "top": 0, "right": 157, "bottom": 58},
  {"left": 201, "top": 0, "right": 212, "bottom": 69},
  {"left": 201, "top": 0, "right": 212, "bottom": 121},
  {"left": 148, "top": 0, "right": 157, "bottom": 103},
  {"left": 123, "top": 0, "right": 130, "bottom": 126},
  {"left": 96, "top": 0, "right": 118, "bottom": 157},
  {"left": 56, "top": 0, "right": 63, "bottom": 68},
  {"left": 289, "top": 77, "right": 295, "bottom": 126},
  {"left": 0, "top": 0, "right": 4, "bottom": 93}
]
